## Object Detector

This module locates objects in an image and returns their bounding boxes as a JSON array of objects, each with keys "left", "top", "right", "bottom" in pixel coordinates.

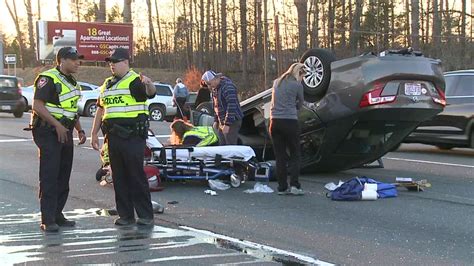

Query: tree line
[{"left": 3, "top": 0, "right": 473, "bottom": 89}]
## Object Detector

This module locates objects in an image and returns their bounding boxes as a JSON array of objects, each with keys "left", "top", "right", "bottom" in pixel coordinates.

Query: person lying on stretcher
[{"left": 170, "top": 119, "right": 218, "bottom": 147}]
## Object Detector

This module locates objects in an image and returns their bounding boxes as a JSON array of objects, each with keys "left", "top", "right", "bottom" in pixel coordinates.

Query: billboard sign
[{"left": 36, "top": 21, "right": 133, "bottom": 62}]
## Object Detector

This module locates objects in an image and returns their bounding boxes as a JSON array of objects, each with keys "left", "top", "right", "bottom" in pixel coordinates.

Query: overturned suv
[{"left": 237, "top": 48, "right": 446, "bottom": 172}]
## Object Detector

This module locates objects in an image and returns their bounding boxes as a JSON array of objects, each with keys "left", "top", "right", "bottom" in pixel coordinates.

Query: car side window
[
  {"left": 454, "top": 76, "right": 474, "bottom": 96},
  {"left": 80, "top": 85, "right": 92, "bottom": 91},
  {"left": 154, "top": 85, "right": 172, "bottom": 96},
  {"left": 444, "top": 76, "right": 460, "bottom": 97}
]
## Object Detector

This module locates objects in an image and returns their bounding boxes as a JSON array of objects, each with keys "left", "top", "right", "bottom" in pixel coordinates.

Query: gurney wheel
[{"left": 230, "top": 174, "right": 241, "bottom": 188}]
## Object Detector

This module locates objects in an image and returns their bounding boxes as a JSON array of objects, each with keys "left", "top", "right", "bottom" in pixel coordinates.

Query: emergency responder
[
  {"left": 90, "top": 48, "right": 157, "bottom": 226},
  {"left": 31, "top": 47, "right": 87, "bottom": 232},
  {"left": 170, "top": 119, "right": 218, "bottom": 146}
]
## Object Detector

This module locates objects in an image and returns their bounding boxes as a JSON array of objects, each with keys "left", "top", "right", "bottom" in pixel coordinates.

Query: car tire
[
  {"left": 84, "top": 101, "right": 97, "bottom": 117},
  {"left": 436, "top": 144, "right": 453, "bottom": 150},
  {"left": 300, "top": 48, "right": 336, "bottom": 102},
  {"left": 23, "top": 97, "right": 29, "bottom": 111},
  {"left": 13, "top": 110, "right": 23, "bottom": 118},
  {"left": 149, "top": 105, "right": 165, "bottom": 121},
  {"left": 470, "top": 130, "right": 474, "bottom": 149},
  {"left": 195, "top": 102, "right": 214, "bottom": 115}
]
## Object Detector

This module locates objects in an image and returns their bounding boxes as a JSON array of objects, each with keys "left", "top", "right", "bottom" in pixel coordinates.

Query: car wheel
[
  {"left": 300, "top": 48, "right": 336, "bottom": 102},
  {"left": 436, "top": 144, "right": 453, "bottom": 150},
  {"left": 470, "top": 130, "right": 474, "bottom": 149},
  {"left": 13, "top": 110, "right": 23, "bottom": 118},
  {"left": 195, "top": 102, "right": 214, "bottom": 115},
  {"left": 84, "top": 101, "right": 97, "bottom": 117},
  {"left": 23, "top": 97, "right": 29, "bottom": 111},
  {"left": 149, "top": 105, "right": 165, "bottom": 121}
]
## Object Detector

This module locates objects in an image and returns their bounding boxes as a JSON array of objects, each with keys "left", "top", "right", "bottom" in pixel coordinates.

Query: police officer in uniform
[
  {"left": 170, "top": 119, "right": 218, "bottom": 146},
  {"left": 31, "top": 47, "right": 87, "bottom": 232},
  {"left": 91, "top": 48, "right": 156, "bottom": 226}
]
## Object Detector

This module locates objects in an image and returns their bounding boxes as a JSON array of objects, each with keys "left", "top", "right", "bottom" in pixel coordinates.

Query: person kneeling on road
[{"left": 170, "top": 119, "right": 218, "bottom": 146}]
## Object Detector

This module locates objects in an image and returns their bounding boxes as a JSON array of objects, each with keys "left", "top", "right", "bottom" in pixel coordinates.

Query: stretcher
[{"left": 144, "top": 131, "right": 257, "bottom": 187}]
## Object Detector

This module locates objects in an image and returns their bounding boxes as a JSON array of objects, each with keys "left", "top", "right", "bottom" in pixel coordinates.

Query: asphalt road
[{"left": 0, "top": 113, "right": 473, "bottom": 265}]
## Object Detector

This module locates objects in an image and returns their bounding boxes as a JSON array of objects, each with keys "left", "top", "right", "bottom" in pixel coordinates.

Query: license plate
[
  {"left": 404, "top": 83, "right": 422, "bottom": 95},
  {"left": 1, "top": 105, "right": 11, "bottom": 110}
]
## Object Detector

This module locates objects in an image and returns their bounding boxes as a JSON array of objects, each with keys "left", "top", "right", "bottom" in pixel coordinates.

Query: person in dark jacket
[
  {"left": 201, "top": 70, "right": 243, "bottom": 145},
  {"left": 270, "top": 63, "right": 306, "bottom": 196}
]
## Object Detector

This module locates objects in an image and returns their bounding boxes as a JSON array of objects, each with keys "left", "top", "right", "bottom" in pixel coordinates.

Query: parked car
[
  {"left": 21, "top": 85, "right": 34, "bottom": 111},
  {"left": 147, "top": 82, "right": 177, "bottom": 121},
  {"left": 0, "top": 75, "right": 26, "bottom": 118},
  {"left": 77, "top": 82, "right": 99, "bottom": 117},
  {"left": 182, "top": 92, "right": 198, "bottom": 118},
  {"left": 23, "top": 82, "right": 100, "bottom": 116},
  {"left": 196, "top": 48, "right": 446, "bottom": 172},
  {"left": 404, "top": 70, "right": 473, "bottom": 149}
]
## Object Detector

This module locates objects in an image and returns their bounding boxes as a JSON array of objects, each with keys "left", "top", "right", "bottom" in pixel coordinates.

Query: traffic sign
[{"left": 4, "top": 54, "right": 17, "bottom": 64}]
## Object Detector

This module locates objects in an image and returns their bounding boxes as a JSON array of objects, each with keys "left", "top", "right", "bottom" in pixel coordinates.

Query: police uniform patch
[{"left": 37, "top": 77, "right": 48, "bottom": 88}]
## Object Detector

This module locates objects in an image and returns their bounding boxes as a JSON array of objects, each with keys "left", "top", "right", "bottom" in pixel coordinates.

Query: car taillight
[
  {"left": 359, "top": 83, "right": 396, "bottom": 108},
  {"left": 432, "top": 87, "right": 446, "bottom": 106}
]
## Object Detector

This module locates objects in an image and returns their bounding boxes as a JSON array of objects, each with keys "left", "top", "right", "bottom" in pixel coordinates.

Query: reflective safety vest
[
  {"left": 35, "top": 68, "right": 81, "bottom": 120},
  {"left": 99, "top": 70, "right": 148, "bottom": 120},
  {"left": 183, "top": 126, "right": 218, "bottom": 147}
]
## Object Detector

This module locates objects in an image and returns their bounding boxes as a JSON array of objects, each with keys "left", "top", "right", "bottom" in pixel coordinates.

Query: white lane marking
[
  {"left": 145, "top": 253, "right": 243, "bottom": 263},
  {"left": 0, "top": 139, "right": 31, "bottom": 143},
  {"left": 0, "top": 135, "right": 170, "bottom": 143},
  {"left": 181, "top": 226, "right": 334, "bottom": 266},
  {"left": 384, "top": 157, "right": 474, "bottom": 168}
]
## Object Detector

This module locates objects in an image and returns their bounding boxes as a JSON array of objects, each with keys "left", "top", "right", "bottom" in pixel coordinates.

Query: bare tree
[
  {"left": 294, "top": 0, "right": 308, "bottom": 54},
  {"left": 310, "top": 0, "right": 319, "bottom": 48},
  {"left": 96, "top": 0, "right": 106, "bottom": 22},
  {"left": 460, "top": 0, "right": 466, "bottom": 66},
  {"left": 340, "top": 0, "right": 347, "bottom": 48},
  {"left": 232, "top": 0, "right": 239, "bottom": 53},
  {"left": 240, "top": 0, "right": 248, "bottom": 84},
  {"left": 37, "top": 0, "right": 41, "bottom": 20},
  {"left": 350, "top": 0, "right": 363, "bottom": 55},
  {"left": 328, "top": 0, "right": 335, "bottom": 51},
  {"left": 432, "top": 0, "right": 441, "bottom": 53},
  {"left": 405, "top": 0, "right": 411, "bottom": 46},
  {"left": 57, "top": 0, "right": 62, "bottom": 20},
  {"left": 154, "top": 0, "right": 164, "bottom": 64},
  {"left": 198, "top": 0, "right": 204, "bottom": 68},
  {"left": 145, "top": 0, "right": 155, "bottom": 67},
  {"left": 411, "top": 0, "right": 420, "bottom": 49},
  {"left": 24, "top": 0, "right": 35, "bottom": 53},
  {"left": 123, "top": 0, "right": 132, "bottom": 23},
  {"left": 5, "top": 0, "right": 25, "bottom": 68},
  {"left": 221, "top": 0, "right": 227, "bottom": 70}
]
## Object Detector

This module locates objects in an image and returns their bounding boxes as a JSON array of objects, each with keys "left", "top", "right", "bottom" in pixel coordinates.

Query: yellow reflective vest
[
  {"left": 35, "top": 68, "right": 81, "bottom": 120},
  {"left": 183, "top": 126, "right": 218, "bottom": 147},
  {"left": 99, "top": 70, "right": 148, "bottom": 120}
]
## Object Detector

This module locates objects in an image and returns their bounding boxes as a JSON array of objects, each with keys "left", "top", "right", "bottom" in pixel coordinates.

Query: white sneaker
[{"left": 289, "top": 186, "right": 304, "bottom": 196}]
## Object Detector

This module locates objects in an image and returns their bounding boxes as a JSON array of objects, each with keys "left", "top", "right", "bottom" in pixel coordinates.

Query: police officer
[
  {"left": 31, "top": 47, "right": 87, "bottom": 232},
  {"left": 170, "top": 119, "right": 218, "bottom": 146},
  {"left": 91, "top": 48, "right": 156, "bottom": 226}
]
